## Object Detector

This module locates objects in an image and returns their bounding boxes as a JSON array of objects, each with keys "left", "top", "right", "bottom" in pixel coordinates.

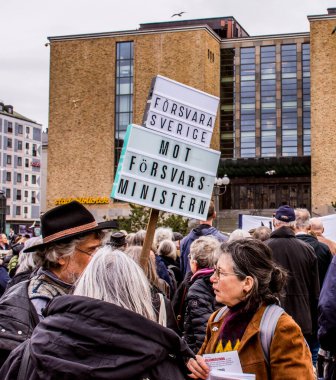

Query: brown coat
[{"left": 198, "top": 305, "right": 314, "bottom": 380}]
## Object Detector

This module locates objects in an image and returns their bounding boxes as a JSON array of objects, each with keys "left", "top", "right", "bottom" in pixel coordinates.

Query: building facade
[
  {"left": 0, "top": 102, "right": 42, "bottom": 232},
  {"left": 46, "top": 8, "right": 336, "bottom": 220}
]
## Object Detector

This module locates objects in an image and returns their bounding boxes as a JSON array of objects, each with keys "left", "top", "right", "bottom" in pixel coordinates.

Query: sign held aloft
[
  {"left": 143, "top": 75, "right": 219, "bottom": 148},
  {"left": 111, "top": 124, "right": 220, "bottom": 220}
]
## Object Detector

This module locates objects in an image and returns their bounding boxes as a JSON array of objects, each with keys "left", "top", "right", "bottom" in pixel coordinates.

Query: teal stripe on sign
[{"left": 111, "top": 124, "right": 133, "bottom": 199}]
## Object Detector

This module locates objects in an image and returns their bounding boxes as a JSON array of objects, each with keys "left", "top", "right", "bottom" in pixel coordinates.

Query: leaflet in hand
[{"left": 202, "top": 352, "right": 255, "bottom": 380}]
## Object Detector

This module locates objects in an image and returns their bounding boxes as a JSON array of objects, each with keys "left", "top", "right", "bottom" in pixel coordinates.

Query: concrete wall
[{"left": 310, "top": 16, "right": 336, "bottom": 215}]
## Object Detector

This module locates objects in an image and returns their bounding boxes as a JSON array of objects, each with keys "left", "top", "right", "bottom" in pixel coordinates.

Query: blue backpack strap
[
  {"left": 259, "top": 304, "right": 284, "bottom": 374},
  {"left": 214, "top": 306, "right": 228, "bottom": 322}
]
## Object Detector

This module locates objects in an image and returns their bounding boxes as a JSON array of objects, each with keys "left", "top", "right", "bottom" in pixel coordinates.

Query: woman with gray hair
[
  {"left": 183, "top": 236, "right": 221, "bottom": 353},
  {"left": 187, "top": 239, "right": 314, "bottom": 380},
  {"left": 0, "top": 247, "right": 194, "bottom": 379}
]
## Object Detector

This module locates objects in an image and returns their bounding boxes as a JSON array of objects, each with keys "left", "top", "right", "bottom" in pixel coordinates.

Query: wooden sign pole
[{"left": 140, "top": 208, "right": 160, "bottom": 270}]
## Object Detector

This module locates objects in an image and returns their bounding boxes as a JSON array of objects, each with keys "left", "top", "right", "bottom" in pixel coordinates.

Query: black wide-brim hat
[{"left": 24, "top": 201, "right": 118, "bottom": 252}]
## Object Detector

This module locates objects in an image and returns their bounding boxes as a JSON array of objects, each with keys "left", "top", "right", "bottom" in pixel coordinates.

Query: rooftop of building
[
  {"left": 139, "top": 16, "right": 250, "bottom": 38},
  {"left": 0, "top": 102, "right": 41, "bottom": 125},
  {"left": 48, "top": 8, "right": 334, "bottom": 42}
]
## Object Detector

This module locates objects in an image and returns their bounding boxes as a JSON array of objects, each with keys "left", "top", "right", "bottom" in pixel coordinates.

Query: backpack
[
  {"left": 214, "top": 304, "right": 284, "bottom": 378},
  {"left": 167, "top": 265, "right": 178, "bottom": 297}
]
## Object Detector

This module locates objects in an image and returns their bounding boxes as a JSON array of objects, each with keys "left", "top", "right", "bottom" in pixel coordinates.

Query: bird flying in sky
[{"left": 171, "top": 11, "right": 186, "bottom": 17}]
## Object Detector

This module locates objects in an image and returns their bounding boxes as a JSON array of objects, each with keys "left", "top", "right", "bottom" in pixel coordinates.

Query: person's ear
[
  {"left": 58, "top": 257, "right": 67, "bottom": 266},
  {"left": 243, "top": 275, "right": 254, "bottom": 294}
]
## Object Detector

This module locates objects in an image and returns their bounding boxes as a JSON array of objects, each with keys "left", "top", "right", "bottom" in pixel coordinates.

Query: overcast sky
[{"left": 0, "top": 0, "right": 333, "bottom": 130}]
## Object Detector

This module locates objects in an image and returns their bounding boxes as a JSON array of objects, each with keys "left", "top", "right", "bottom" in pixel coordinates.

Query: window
[
  {"left": 18, "top": 124, "right": 23, "bottom": 134},
  {"left": 16, "top": 189, "right": 21, "bottom": 201},
  {"left": 25, "top": 158, "right": 29, "bottom": 168},
  {"left": 115, "top": 41, "right": 134, "bottom": 169},
  {"left": 6, "top": 206, "right": 10, "bottom": 216},
  {"left": 32, "top": 175, "right": 36, "bottom": 185},
  {"left": 24, "top": 190, "right": 28, "bottom": 199},
  {"left": 6, "top": 172, "right": 11, "bottom": 182},
  {"left": 8, "top": 122, "right": 13, "bottom": 133},
  {"left": 5, "top": 188, "right": 10, "bottom": 198},
  {"left": 17, "top": 157, "right": 22, "bottom": 166},
  {"left": 17, "top": 173, "right": 22, "bottom": 183},
  {"left": 24, "top": 207, "right": 28, "bottom": 215},
  {"left": 25, "top": 174, "right": 29, "bottom": 182},
  {"left": 25, "top": 142, "right": 29, "bottom": 150},
  {"left": 26, "top": 126, "right": 30, "bottom": 135},
  {"left": 302, "top": 43, "right": 311, "bottom": 156},
  {"left": 32, "top": 144, "right": 37, "bottom": 157},
  {"left": 17, "top": 141, "right": 22, "bottom": 150},
  {"left": 16, "top": 206, "right": 21, "bottom": 216},
  {"left": 7, "top": 138, "right": 12, "bottom": 148},
  {"left": 6, "top": 155, "right": 12, "bottom": 165},
  {"left": 31, "top": 191, "right": 36, "bottom": 204}
]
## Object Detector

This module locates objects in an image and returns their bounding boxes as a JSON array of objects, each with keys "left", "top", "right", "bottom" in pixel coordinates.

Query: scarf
[
  {"left": 215, "top": 301, "right": 257, "bottom": 353},
  {"left": 28, "top": 268, "right": 72, "bottom": 301}
]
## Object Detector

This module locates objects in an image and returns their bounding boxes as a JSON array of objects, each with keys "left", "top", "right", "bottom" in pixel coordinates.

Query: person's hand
[{"left": 187, "top": 355, "right": 210, "bottom": 379}]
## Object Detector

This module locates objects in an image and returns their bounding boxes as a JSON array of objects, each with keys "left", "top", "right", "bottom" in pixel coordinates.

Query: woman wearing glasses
[{"left": 187, "top": 238, "right": 314, "bottom": 380}]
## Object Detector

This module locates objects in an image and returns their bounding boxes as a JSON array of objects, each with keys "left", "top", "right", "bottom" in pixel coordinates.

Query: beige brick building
[
  {"left": 309, "top": 12, "right": 336, "bottom": 215},
  {"left": 46, "top": 11, "right": 336, "bottom": 220}
]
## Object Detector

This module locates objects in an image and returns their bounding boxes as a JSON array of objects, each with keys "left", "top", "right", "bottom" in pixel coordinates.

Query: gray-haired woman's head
[
  {"left": 154, "top": 227, "right": 173, "bottom": 247},
  {"left": 189, "top": 236, "right": 221, "bottom": 269},
  {"left": 157, "top": 239, "right": 177, "bottom": 261},
  {"left": 218, "top": 238, "right": 287, "bottom": 310},
  {"left": 228, "top": 229, "right": 251, "bottom": 242},
  {"left": 74, "top": 246, "right": 156, "bottom": 321}
]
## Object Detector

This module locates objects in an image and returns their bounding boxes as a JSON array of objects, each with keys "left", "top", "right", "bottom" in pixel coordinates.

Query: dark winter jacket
[
  {"left": 0, "top": 268, "right": 71, "bottom": 367},
  {"left": 296, "top": 233, "right": 332, "bottom": 287},
  {"left": 151, "top": 285, "right": 179, "bottom": 334},
  {"left": 318, "top": 256, "right": 336, "bottom": 355},
  {"left": 172, "top": 271, "right": 193, "bottom": 331},
  {"left": 318, "top": 255, "right": 336, "bottom": 353},
  {"left": 160, "top": 256, "right": 182, "bottom": 292},
  {"left": 266, "top": 226, "right": 320, "bottom": 336},
  {"left": 180, "top": 224, "right": 227, "bottom": 276},
  {"left": 183, "top": 269, "right": 220, "bottom": 353},
  {"left": 0, "top": 295, "right": 194, "bottom": 380},
  {"left": 0, "top": 280, "right": 39, "bottom": 367},
  {"left": 155, "top": 255, "right": 173, "bottom": 291},
  {"left": 0, "top": 265, "right": 10, "bottom": 296}
]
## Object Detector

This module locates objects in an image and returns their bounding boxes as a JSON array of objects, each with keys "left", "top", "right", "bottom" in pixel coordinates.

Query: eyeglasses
[
  {"left": 213, "top": 266, "right": 238, "bottom": 279},
  {"left": 76, "top": 245, "right": 101, "bottom": 257}
]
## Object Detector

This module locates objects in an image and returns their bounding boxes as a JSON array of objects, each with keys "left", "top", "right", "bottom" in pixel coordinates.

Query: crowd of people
[{"left": 0, "top": 200, "right": 335, "bottom": 379}]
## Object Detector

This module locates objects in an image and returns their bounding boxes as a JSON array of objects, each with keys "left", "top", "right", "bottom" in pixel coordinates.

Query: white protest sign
[
  {"left": 111, "top": 124, "right": 220, "bottom": 220},
  {"left": 143, "top": 75, "right": 219, "bottom": 147}
]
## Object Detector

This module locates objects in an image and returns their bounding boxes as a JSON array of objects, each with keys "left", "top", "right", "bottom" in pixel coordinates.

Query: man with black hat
[
  {"left": 0, "top": 201, "right": 117, "bottom": 366},
  {"left": 265, "top": 205, "right": 320, "bottom": 356}
]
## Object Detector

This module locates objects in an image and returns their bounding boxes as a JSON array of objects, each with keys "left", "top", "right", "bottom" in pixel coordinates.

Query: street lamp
[{"left": 213, "top": 175, "right": 230, "bottom": 228}]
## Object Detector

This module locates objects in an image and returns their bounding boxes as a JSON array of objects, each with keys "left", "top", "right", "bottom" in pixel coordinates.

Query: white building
[{"left": 0, "top": 101, "right": 42, "bottom": 233}]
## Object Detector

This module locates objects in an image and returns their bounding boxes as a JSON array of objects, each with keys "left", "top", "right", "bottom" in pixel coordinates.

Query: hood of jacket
[
  {"left": 29, "top": 295, "right": 193, "bottom": 379},
  {"left": 190, "top": 224, "right": 218, "bottom": 238}
]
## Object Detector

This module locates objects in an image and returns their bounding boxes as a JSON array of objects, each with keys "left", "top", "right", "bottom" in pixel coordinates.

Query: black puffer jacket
[
  {"left": 0, "top": 295, "right": 194, "bottom": 380},
  {"left": 183, "top": 270, "right": 220, "bottom": 353},
  {"left": 0, "top": 280, "right": 39, "bottom": 367}
]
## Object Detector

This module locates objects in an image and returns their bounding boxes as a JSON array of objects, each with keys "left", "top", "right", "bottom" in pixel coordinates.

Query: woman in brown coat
[{"left": 187, "top": 238, "right": 314, "bottom": 380}]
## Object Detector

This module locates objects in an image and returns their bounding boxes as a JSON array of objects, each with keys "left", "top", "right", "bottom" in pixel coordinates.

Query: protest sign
[
  {"left": 111, "top": 124, "right": 220, "bottom": 220},
  {"left": 143, "top": 75, "right": 219, "bottom": 147}
]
